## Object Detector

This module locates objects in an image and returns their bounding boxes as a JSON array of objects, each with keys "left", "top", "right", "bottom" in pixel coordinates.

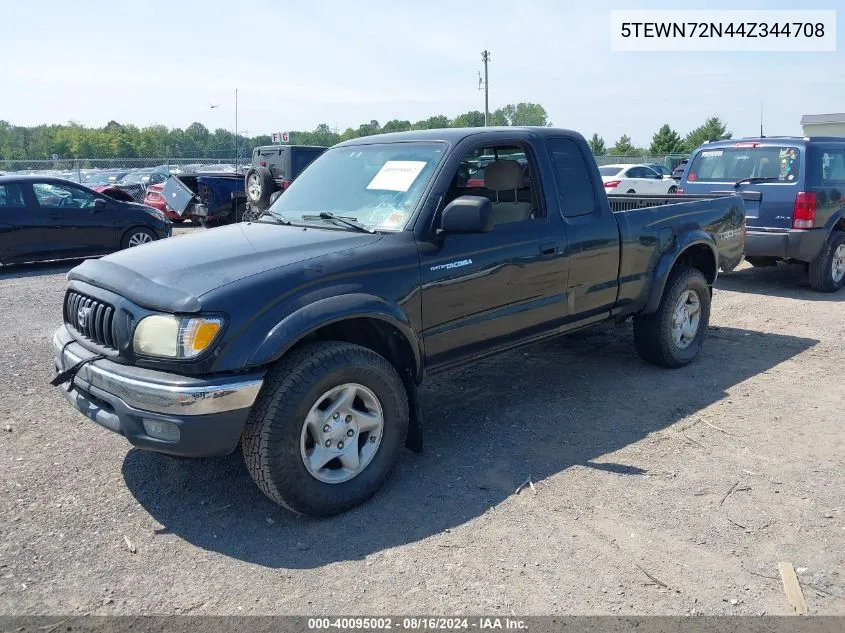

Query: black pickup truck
[{"left": 51, "top": 127, "right": 746, "bottom": 517}]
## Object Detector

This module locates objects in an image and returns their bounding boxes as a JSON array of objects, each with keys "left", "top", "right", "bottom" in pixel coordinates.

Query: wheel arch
[{"left": 643, "top": 234, "right": 718, "bottom": 314}]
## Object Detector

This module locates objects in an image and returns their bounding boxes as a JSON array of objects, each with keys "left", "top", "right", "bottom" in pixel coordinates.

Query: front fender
[
  {"left": 248, "top": 293, "right": 423, "bottom": 380},
  {"left": 643, "top": 230, "right": 718, "bottom": 314}
]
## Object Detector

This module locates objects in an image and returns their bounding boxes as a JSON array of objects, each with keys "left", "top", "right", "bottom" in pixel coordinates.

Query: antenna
[{"left": 760, "top": 101, "right": 764, "bottom": 138}]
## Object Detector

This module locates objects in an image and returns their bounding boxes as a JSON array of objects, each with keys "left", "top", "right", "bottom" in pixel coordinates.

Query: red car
[{"left": 143, "top": 183, "right": 185, "bottom": 222}]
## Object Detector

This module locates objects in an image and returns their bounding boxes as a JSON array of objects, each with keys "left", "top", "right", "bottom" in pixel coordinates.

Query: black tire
[
  {"left": 198, "top": 219, "right": 210, "bottom": 229},
  {"left": 633, "top": 266, "right": 711, "bottom": 368},
  {"left": 745, "top": 256, "right": 778, "bottom": 268},
  {"left": 120, "top": 227, "right": 157, "bottom": 249},
  {"left": 170, "top": 218, "right": 185, "bottom": 224},
  {"left": 244, "top": 166, "right": 276, "bottom": 211},
  {"left": 626, "top": 189, "right": 636, "bottom": 194},
  {"left": 667, "top": 185, "right": 678, "bottom": 194},
  {"left": 242, "top": 341, "right": 409, "bottom": 517},
  {"left": 808, "top": 231, "right": 845, "bottom": 293}
]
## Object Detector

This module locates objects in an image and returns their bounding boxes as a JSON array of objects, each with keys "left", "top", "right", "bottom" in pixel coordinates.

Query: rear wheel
[
  {"left": 667, "top": 185, "right": 678, "bottom": 194},
  {"left": 242, "top": 341, "right": 409, "bottom": 517},
  {"left": 121, "top": 227, "right": 156, "bottom": 249},
  {"left": 633, "top": 266, "right": 710, "bottom": 368},
  {"left": 626, "top": 189, "right": 636, "bottom": 194},
  {"left": 808, "top": 231, "right": 845, "bottom": 292}
]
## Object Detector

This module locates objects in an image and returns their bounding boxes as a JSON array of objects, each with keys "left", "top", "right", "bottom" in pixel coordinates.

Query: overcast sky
[{"left": 2, "top": 0, "right": 843, "bottom": 146}]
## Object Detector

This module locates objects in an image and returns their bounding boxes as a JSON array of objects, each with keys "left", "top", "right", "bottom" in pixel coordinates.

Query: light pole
[
  {"left": 480, "top": 50, "right": 490, "bottom": 126},
  {"left": 234, "top": 88, "right": 239, "bottom": 171}
]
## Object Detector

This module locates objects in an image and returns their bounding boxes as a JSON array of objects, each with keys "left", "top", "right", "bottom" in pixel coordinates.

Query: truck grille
[{"left": 64, "top": 291, "right": 117, "bottom": 349}]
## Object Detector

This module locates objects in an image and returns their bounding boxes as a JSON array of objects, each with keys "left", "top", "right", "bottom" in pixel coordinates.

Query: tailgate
[
  {"left": 708, "top": 190, "right": 761, "bottom": 222},
  {"left": 161, "top": 175, "right": 197, "bottom": 216}
]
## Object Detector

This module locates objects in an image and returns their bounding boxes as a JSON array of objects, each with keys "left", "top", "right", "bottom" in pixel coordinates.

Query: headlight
[{"left": 133, "top": 315, "right": 224, "bottom": 359}]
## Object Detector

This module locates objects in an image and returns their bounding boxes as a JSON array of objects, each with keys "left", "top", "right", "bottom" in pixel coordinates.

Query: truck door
[
  {"left": 419, "top": 141, "right": 569, "bottom": 370},
  {"left": 545, "top": 137, "right": 621, "bottom": 321}
]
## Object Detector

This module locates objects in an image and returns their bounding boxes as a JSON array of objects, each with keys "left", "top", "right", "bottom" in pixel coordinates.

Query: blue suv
[{"left": 678, "top": 137, "right": 845, "bottom": 292}]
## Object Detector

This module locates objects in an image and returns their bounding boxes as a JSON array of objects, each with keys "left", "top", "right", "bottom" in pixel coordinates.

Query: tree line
[
  {"left": 588, "top": 117, "right": 732, "bottom": 156},
  {"left": 0, "top": 103, "right": 550, "bottom": 161},
  {"left": 0, "top": 108, "right": 731, "bottom": 161}
]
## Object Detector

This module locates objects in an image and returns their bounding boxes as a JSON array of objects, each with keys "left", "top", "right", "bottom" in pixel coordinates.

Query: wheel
[
  {"left": 626, "top": 189, "right": 636, "bottom": 194},
  {"left": 808, "top": 232, "right": 845, "bottom": 292},
  {"left": 242, "top": 341, "right": 409, "bottom": 517},
  {"left": 667, "top": 185, "right": 678, "bottom": 194},
  {"left": 745, "top": 256, "right": 778, "bottom": 268},
  {"left": 121, "top": 227, "right": 156, "bottom": 249},
  {"left": 633, "top": 266, "right": 711, "bottom": 368},
  {"left": 244, "top": 167, "right": 276, "bottom": 211},
  {"left": 170, "top": 218, "right": 185, "bottom": 224},
  {"left": 198, "top": 219, "right": 210, "bottom": 229}
]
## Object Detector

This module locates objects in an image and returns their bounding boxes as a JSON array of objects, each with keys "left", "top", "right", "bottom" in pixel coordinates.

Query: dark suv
[
  {"left": 678, "top": 137, "right": 845, "bottom": 292},
  {"left": 243, "top": 144, "right": 327, "bottom": 212}
]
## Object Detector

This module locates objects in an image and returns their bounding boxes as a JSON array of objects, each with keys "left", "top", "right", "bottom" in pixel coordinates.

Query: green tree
[
  {"left": 381, "top": 119, "right": 412, "bottom": 133},
  {"left": 588, "top": 134, "right": 606, "bottom": 155},
  {"left": 509, "top": 102, "right": 550, "bottom": 126},
  {"left": 683, "top": 116, "right": 732, "bottom": 152},
  {"left": 451, "top": 110, "right": 486, "bottom": 127},
  {"left": 649, "top": 124, "right": 683, "bottom": 154},
  {"left": 412, "top": 115, "right": 450, "bottom": 130},
  {"left": 610, "top": 134, "right": 636, "bottom": 155}
]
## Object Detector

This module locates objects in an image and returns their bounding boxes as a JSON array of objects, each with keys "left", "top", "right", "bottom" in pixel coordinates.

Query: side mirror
[
  {"left": 438, "top": 195, "right": 494, "bottom": 235},
  {"left": 93, "top": 198, "right": 107, "bottom": 211}
]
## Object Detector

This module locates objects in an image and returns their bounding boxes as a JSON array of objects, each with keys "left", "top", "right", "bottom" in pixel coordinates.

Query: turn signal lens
[{"left": 185, "top": 320, "right": 222, "bottom": 353}]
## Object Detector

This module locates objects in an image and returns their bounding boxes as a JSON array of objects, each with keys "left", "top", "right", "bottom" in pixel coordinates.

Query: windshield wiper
[
  {"left": 734, "top": 177, "right": 781, "bottom": 188},
  {"left": 301, "top": 211, "right": 374, "bottom": 233},
  {"left": 263, "top": 210, "right": 292, "bottom": 225}
]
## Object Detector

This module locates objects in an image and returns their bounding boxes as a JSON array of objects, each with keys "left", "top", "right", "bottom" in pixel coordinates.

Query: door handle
[{"left": 540, "top": 241, "right": 559, "bottom": 255}]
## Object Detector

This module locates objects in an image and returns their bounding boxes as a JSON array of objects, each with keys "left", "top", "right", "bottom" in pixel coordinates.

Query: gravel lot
[{"left": 1, "top": 226, "right": 843, "bottom": 616}]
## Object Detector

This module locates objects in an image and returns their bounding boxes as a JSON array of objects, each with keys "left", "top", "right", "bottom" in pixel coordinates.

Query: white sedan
[{"left": 599, "top": 163, "right": 679, "bottom": 195}]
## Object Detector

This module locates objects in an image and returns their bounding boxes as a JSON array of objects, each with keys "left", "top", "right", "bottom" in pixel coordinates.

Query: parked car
[
  {"left": 600, "top": 163, "right": 679, "bottom": 194},
  {"left": 676, "top": 136, "right": 845, "bottom": 292},
  {"left": 51, "top": 126, "right": 745, "bottom": 517},
  {"left": 672, "top": 159, "right": 689, "bottom": 180},
  {"left": 83, "top": 170, "right": 128, "bottom": 186},
  {"left": 243, "top": 144, "right": 328, "bottom": 212},
  {"left": 0, "top": 175, "right": 171, "bottom": 265},
  {"left": 109, "top": 167, "right": 172, "bottom": 202}
]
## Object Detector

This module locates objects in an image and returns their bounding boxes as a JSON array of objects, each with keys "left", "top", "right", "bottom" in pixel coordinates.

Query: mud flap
[{"left": 402, "top": 372, "right": 423, "bottom": 453}]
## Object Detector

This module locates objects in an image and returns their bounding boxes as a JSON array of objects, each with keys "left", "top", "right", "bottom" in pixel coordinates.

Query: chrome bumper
[{"left": 52, "top": 326, "right": 263, "bottom": 416}]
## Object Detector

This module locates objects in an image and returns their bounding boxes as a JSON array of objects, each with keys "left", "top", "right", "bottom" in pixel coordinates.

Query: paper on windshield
[{"left": 366, "top": 161, "right": 427, "bottom": 192}]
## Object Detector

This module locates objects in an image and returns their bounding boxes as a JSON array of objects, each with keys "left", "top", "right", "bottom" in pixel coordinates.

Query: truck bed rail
[{"left": 607, "top": 192, "right": 760, "bottom": 212}]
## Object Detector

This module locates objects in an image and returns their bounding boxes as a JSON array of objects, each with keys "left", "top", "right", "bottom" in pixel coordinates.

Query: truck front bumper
[
  {"left": 52, "top": 326, "right": 265, "bottom": 457},
  {"left": 746, "top": 227, "right": 826, "bottom": 263}
]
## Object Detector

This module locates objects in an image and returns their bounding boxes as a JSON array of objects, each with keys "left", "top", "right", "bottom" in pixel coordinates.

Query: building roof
[{"left": 801, "top": 113, "right": 845, "bottom": 125}]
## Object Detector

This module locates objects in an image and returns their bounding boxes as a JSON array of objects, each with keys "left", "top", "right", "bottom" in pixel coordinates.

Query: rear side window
[
  {"left": 547, "top": 138, "right": 597, "bottom": 218},
  {"left": 0, "top": 184, "right": 25, "bottom": 208},
  {"left": 598, "top": 166, "right": 623, "bottom": 177},
  {"left": 292, "top": 149, "right": 325, "bottom": 177},
  {"left": 688, "top": 146, "right": 800, "bottom": 183},
  {"left": 808, "top": 147, "right": 845, "bottom": 186}
]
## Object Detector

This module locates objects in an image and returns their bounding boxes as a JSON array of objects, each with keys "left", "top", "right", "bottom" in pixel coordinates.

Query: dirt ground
[{"left": 0, "top": 227, "right": 843, "bottom": 616}]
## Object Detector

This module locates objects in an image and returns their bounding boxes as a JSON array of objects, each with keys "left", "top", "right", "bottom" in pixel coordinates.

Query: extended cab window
[
  {"left": 546, "top": 138, "right": 596, "bottom": 217},
  {"left": 688, "top": 146, "right": 800, "bottom": 183},
  {"left": 446, "top": 144, "right": 541, "bottom": 226}
]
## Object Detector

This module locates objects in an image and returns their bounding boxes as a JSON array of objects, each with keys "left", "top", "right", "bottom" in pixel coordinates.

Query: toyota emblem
[{"left": 78, "top": 306, "right": 91, "bottom": 328}]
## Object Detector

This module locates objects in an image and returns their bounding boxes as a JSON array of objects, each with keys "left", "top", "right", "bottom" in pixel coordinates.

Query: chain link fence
[{"left": 0, "top": 157, "right": 244, "bottom": 179}]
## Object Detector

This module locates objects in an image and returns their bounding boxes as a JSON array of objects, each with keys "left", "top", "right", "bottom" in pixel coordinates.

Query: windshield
[
  {"left": 118, "top": 169, "right": 156, "bottom": 184},
  {"left": 267, "top": 142, "right": 446, "bottom": 231},
  {"left": 599, "top": 166, "right": 624, "bottom": 177},
  {"left": 688, "top": 146, "right": 800, "bottom": 183}
]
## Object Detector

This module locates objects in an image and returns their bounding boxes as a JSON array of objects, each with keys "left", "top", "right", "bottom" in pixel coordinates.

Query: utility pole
[
  {"left": 480, "top": 50, "right": 490, "bottom": 126},
  {"left": 234, "top": 89, "right": 239, "bottom": 171}
]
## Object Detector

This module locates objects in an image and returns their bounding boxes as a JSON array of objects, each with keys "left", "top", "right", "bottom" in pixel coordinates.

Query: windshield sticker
[
  {"left": 366, "top": 161, "right": 427, "bottom": 192},
  {"left": 701, "top": 150, "right": 723, "bottom": 157}
]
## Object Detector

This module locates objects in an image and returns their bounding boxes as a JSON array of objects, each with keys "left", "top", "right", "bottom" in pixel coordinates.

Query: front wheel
[
  {"left": 633, "top": 266, "right": 711, "bottom": 368},
  {"left": 808, "top": 232, "right": 845, "bottom": 292},
  {"left": 242, "top": 341, "right": 409, "bottom": 517},
  {"left": 667, "top": 185, "right": 678, "bottom": 194},
  {"left": 121, "top": 227, "right": 157, "bottom": 249}
]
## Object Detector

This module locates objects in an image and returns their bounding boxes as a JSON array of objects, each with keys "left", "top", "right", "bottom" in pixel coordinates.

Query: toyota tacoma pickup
[{"left": 51, "top": 127, "right": 746, "bottom": 517}]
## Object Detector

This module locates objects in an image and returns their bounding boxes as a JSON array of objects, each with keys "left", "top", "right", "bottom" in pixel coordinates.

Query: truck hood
[{"left": 67, "top": 221, "right": 383, "bottom": 313}]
